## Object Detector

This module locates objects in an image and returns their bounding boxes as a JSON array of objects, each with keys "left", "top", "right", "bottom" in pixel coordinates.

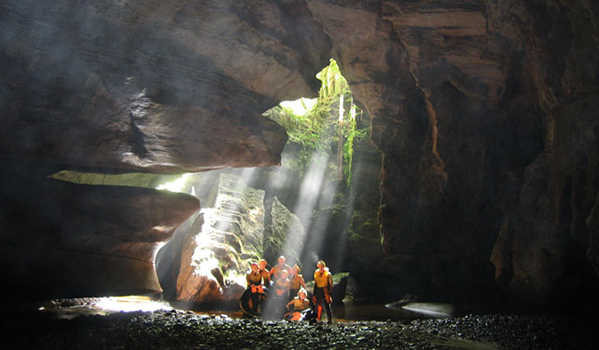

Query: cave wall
[
  {"left": 1, "top": 0, "right": 598, "bottom": 307},
  {"left": 308, "top": 0, "right": 599, "bottom": 304}
]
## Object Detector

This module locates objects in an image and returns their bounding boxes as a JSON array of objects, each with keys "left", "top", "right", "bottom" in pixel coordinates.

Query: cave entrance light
[
  {"left": 152, "top": 58, "right": 367, "bottom": 305},
  {"left": 279, "top": 97, "right": 317, "bottom": 116},
  {"left": 266, "top": 58, "right": 364, "bottom": 274}
]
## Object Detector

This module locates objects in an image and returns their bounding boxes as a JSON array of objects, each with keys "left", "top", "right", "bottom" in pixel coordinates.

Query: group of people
[{"left": 244, "top": 255, "right": 333, "bottom": 323}]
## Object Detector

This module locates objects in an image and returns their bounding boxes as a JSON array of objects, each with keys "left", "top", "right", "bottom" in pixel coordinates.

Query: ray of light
[{"left": 282, "top": 150, "right": 331, "bottom": 267}]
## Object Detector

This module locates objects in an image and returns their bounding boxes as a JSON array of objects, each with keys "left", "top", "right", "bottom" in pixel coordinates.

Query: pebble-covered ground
[{"left": 1, "top": 308, "right": 595, "bottom": 349}]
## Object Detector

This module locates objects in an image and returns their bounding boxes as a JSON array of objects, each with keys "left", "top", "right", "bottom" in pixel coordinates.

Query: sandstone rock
[
  {"left": 588, "top": 192, "right": 599, "bottom": 276},
  {"left": 0, "top": 161, "right": 199, "bottom": 300},
  {"left": 163, "top": 172, "right": 309, "bottom": 305},
  {"left": 0, "top": 0, "right": 336, "bottom": 172},
  {"left": 346, "top": 135, "right": 383, "bottom": 271},
  {"left": 175, "top": 174, "right": 266, "bottom": 303},
  {"left": 492, "top": 95, "right": 599, "bottom": 303},
  {"left": 265, "top": 196, "right": 306, "bottom": 264}
]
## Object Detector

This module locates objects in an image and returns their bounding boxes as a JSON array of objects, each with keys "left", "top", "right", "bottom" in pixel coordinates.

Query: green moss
[
  {"left": 264, "top": 58, "right": 369, "bottom": 185},
  {"left": 49, "top": 170, "right": 173, "bottom": 188}
]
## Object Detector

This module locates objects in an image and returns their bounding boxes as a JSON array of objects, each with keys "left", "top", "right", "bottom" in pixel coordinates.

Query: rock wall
[
  {"left": 158, "top": 173, "right": 306, "bottom": 305},
  {"left": 175, "top": 173, "right": 265, "bottom": 303},
  {"left": 308, "top": 0, "right": 599, "bottom": 305},
  {"left": 265, "top": 197, "right": 306, "bottom": 264},
  {"left": 0, "top": 0, "right": 319, "bottom": 172},
  {"left": 0, "top": 160, "right": 199, "bottom": 300},
  {"left": 347, "top": 137, "right": 384, "bottom": 272}
]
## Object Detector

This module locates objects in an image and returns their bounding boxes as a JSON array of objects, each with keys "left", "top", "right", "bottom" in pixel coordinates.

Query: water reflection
[{"left": 39, "top": 296, "right": 460, "bottom": 323}]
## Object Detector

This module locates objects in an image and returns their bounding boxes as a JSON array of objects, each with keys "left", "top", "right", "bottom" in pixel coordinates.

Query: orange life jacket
[{"left": 313, "top": 269, "right": 332, "bottom": 289}]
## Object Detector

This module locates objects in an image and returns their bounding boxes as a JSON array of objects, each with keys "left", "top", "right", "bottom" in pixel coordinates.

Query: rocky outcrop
[
  {"left": 174, "top": 174, "right": 265, "bottom": 303},
  {"left": 0, "top": 0, "right": 335, "bottom": 172},
  {"left": 159, "top": 173, "right": 307, "bottom": 304},
  {"left": 0, "top": 161, "right": 199, "bottom": 300},
  {"left": 347, "top": 137, "right": 384, "bottom": 272},
  {"left": 265, "top": 197, "right": 306, "bottom": 264}
]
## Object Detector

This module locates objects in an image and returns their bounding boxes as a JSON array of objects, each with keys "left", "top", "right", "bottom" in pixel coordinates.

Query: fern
[{"left": 264, "top": 58, "right": 368, "bottom": 183}]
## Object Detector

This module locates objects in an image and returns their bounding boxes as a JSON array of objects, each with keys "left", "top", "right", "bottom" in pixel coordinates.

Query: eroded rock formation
[
  {"left": 158, "top": 173, "right": 305, "bottom": 305},
  {"left": 0, "top": 161, "right": 199, "bottom": 300},
  {"left": 0, "top": 0, "right": 315, "bottom": 172}
]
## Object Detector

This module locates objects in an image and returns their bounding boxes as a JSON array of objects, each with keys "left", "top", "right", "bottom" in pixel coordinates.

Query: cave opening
[
  {"left": 43, "top": 58, "right": 383, "bottom": 319},
  {"left": 151, "top": 58, "right": 381, "bottom": 315}
]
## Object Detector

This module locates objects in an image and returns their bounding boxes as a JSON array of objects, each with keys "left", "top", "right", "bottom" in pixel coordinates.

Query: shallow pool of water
[{"left": 38, "top": 296, "right": 499, "bottom": 323}]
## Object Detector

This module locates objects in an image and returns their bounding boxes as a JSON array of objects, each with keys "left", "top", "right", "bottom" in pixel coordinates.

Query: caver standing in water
[
  {"left": 258, "top": 259, "right": 271, "bottom": 287},
  {"left": 273, "top": 268, "right": 291, "bottom": 300},
  {"left": 263, "top": 268, "right": 291, "bottom": 318},
  {"left": 269, "top": 255, "right": 293, "bottom": 284},
  {"left": 313, "top": 260, "right": 333, "bottom": 323},
  {"left": 289, "top": 264, "right": 307, "bottom": 301},
  {"left": 245, "top": 262, "right": 266, "bottom": 313}
]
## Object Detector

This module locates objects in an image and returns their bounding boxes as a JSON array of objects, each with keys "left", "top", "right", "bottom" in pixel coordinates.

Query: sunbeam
[{"left": 286, "top": 150, "right": 331, "bottom": 267}]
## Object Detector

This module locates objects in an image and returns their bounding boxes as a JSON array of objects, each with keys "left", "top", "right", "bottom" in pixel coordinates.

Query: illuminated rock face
[
  {"left": 265, "top": 197, "right": 305, "bottom": 265},
  {"left": 176, "top": 173, "right": 265, "bottom": 303},
  {"left": 159, "top": 173, "right": 304, "bottom": 305},
  {"left": 1, "top": 0, "right": 598, "bottom": 307}
]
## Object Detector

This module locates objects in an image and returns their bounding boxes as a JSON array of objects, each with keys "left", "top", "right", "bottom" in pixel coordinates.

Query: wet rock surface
[{"left": 1, "top": 309, "right": 594, "bottom": 350}]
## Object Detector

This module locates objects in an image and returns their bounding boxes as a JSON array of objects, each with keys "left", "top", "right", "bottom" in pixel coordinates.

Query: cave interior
[{"left": 1, "top": 0, "right": 599, "bottom": 320}]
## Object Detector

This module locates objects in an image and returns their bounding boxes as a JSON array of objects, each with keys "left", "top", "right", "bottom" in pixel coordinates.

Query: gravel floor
[{"left": 1, "top": 308, "right": 595, "bottom": 349}]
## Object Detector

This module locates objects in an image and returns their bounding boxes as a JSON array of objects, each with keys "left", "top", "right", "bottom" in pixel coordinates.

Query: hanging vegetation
[{"left": 263, "top": 58, "right": 369, "bottom": 185}]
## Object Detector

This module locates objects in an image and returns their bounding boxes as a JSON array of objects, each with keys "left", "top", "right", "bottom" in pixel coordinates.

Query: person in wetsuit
[
  {"left": 313, "top": 260, "right": 333, "bottom": 323},
  {"left": 286, "top": 288, "right": 314, "bottom": 321},
  {"left": 269, "top": 255, "right": 292, "bottom": 284},
  {"left": 246, "top": 262, "right": 266, "bottom": 313},
  {"left": 289, "top": 264, "right": 307, "bottom": 301},
  {"left": 258, "top": 259, "right": 271, "bottom": 288}
]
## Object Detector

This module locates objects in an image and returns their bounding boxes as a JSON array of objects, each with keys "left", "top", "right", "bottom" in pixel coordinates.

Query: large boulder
[
  {"left": 174, "top": 174, "right": 265, "bottom": 304},
  {"left": 0, "top": 161, "right": 199, "bottom": 300},
  {"left": 159, "top": 173, "right": 307, "bottom": 305},
  {"left": 264, "top": 197, "right": 306, "bottom": 265}
]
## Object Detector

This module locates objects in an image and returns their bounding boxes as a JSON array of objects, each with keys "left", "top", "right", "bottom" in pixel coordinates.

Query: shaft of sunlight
[{"left": 283, "top": 151, "right": 330, "bottom": 263}]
